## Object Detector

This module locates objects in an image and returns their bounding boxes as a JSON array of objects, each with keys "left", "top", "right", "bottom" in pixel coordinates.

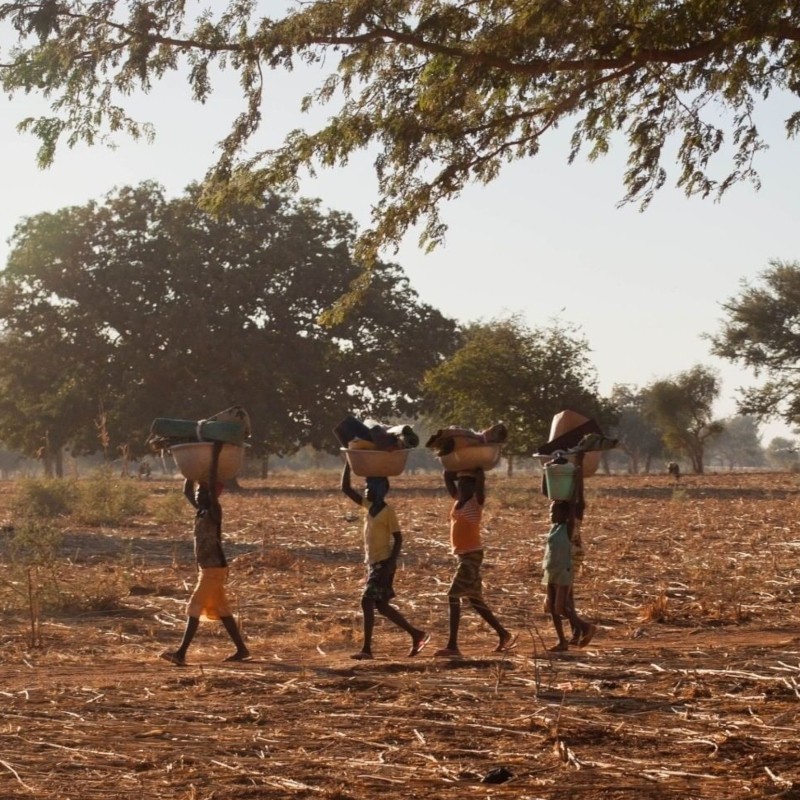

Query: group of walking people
[
  {"left": 341, "top": 460, "right": 596, "bottom": 660},
  {"left": 340, "top": 462, "right": 518, "bottom": 660},
  {"left": 160, "top": 440, "right": 597, "bottom": 666}
]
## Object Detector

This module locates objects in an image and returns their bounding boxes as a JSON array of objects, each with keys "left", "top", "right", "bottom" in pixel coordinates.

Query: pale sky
[{"left": 1, "top": 53, "right": 798, "bottom": 444}]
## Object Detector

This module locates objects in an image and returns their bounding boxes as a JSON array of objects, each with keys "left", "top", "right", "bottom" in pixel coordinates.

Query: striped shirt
[{"left": 450, "top": 496, "right": 483, "bottom": 554}]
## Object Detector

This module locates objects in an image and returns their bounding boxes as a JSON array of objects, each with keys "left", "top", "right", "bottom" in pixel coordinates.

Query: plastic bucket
[{"left": 544, "top": 462, "right": 576, "bottom": 501}]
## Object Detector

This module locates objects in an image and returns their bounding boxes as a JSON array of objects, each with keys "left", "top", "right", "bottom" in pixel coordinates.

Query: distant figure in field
[{"left": 667, "top": 462, "right": 681, "bottom": 482}]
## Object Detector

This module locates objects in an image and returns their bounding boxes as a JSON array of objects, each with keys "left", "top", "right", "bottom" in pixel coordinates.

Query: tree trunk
[
  {"left": 261, "top": 453, "right": 270, "bottom": 479},
  {"left": 119, "top": 444, "right": 131, "bottom": 477},
  {"left": 506, "top": 454, "right": 514, "bottom": 477},
  {"left": 54, "top": 448, "right": 64, "bottom": 478}
]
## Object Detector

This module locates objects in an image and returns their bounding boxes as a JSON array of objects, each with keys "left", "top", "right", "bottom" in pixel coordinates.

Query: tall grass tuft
[
  {"left": 12, "top": 473, "right": 146, "bottom": 526},
  {"left": 5, "top": 517, "right": 64, "bottom": 646},
  {"left": 73, "top": 470, "right": 147, "bottom": 526},
  {"left": 150, "top": 489, "right": 188, "bottom": 525},
  {"left": 13, "top": 478, "right": 77, "bottom": 519}
]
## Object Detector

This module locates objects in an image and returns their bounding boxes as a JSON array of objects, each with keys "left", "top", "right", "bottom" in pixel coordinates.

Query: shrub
[
  {"left": 150, "top": 488, "right": 188, "bottom": 525},
  {"left": 72, "top": 470, "right": 147, "bottom": 526},
  {"left": 13, "top": 478, "right": 77, "bottom": 519}
]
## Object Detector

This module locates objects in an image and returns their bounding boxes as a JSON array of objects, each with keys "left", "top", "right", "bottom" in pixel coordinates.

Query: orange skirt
[{"left": 187, "top": 566, "right": 231, "bottom": 621}]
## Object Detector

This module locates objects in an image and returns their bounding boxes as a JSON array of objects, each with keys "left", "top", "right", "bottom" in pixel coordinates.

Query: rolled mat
[{"left": 148, "top": 418, "right": 247, "bottom": 447}]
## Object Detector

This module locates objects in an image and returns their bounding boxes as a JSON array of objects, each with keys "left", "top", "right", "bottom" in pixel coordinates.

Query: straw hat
[{"left": 536, "top": 410, "right": 603, "bottom": 477}]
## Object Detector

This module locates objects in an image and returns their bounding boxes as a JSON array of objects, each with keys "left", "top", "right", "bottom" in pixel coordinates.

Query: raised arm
[
  {"left": 474, "top": 467, "right": 486, "bottom": 505},
  {"left": 340, "top": 462, "right": 363, "bottom": 506},
  {"left": 183, "top": 479, "right": 198, "bottom": 508},
  {"left": 443, "top": 470, "right": 458, "bottom": 499}
]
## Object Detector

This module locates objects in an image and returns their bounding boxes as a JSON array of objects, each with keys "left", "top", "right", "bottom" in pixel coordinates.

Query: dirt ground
[{"left": 1, "top": 470, "right": 800, "bottom": 799}]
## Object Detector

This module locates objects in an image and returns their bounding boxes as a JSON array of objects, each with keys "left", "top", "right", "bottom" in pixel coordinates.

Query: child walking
[
  {"left": 542, "top": 500, "right": 596, "bottom": 651},
  {"left": 341, "top": 462, "right": 429, "bottom": 660},
  {"left": 434, "top": 468, "right": 516, "bottom": 657},
  {"left": 160, "top": 442, "right": 250, "bottom": 666}
]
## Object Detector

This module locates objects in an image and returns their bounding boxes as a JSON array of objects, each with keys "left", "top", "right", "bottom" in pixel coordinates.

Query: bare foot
[
  {"left": 408, "top": 631, "right": 431, "bottom": 657},
  {"left": 548, "top": 642, "right": 569, "bottom": 653},
  {"left": 224, "top": 650, "right": 251, "bottom": 662},
  {"left": 160, "top": 650, "right": 186, "bottom": 667},
  {"left": 350, "top": 651, "right": 373, "bottom": 661},
  {"left": 578, "top": 623, "right": 597, "bottom": 648},
  {"left": 433, "top": 647, "right": 462, "bottom": 658},
  {"left": 494, "top": 632, "right": 518, "bottom": 652}
]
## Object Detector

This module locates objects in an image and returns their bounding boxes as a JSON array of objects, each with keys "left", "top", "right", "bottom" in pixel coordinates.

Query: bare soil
[{"left": 2, "top": 470, "right": 800, "bottom": 799}]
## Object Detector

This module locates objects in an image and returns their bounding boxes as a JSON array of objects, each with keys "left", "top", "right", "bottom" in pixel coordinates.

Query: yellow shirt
[
  {"left": 450, "top": 496, "right": 483, "bottom": 554},
  {"left": 362, "top": 499, "right": 400, "bottom": 564}
]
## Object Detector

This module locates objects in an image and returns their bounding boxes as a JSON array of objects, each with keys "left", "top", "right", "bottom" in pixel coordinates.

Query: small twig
[
  {"left": 0, "top": 759, "right": 36, "bottom": 793},
  {"left": 552, "top": 690, "right": 567, "bottom": 739}
]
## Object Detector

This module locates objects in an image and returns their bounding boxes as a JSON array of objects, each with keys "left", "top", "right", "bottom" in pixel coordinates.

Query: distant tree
[
  {"left": 0, "top": 325, "right": 98, "bottom": 477},
  {"left": 765, "top": 437, "right": 799, "bottom": 471},
  {"left": 644, "top": 365, "right": 724, "bottom": 474},
  {"left": 607, "top": 384, "right": 664, "bottom": 474},
  {"left": 2, "top": 2, "right": 800, "bottom": 267},
  {"left": 0, "top": 183, "right": 458, "bottom": 467},
  {"left": 709, "top": 260, "right": 800, "bottom": 427},
  {"left": 422, "top": 316, "right": 603, "bottom": 473},
  {"left": 705, "top": 415, "right": 765, "bottom": 471}
]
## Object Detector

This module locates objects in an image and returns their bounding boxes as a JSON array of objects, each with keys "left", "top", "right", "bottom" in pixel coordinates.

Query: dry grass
[{"left": 1, "top": 470, "right": 800, "bottom": 798}]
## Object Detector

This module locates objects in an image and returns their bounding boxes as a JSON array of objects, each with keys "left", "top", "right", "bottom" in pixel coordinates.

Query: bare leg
[
  {"left": 161, "top": 615, "right": 199, "bottom": 665},
  {"left": 375, "top": 601, "right": 428, "bottom": 655},
  {"left": 221, "top": 615, "right": 250, "bottom": 661},
  {"left": 434, "top": 596, "right": 463, "bottom": 656},
  {"left": 352, "top": 597, "right": 376, "bottom": 659},
  {"left": 567, "top": 586, "right": 581, "bottom": 644},
  {"left": 468, "top": 597, "right": 515, "bottom": 650},
  {"left": 548, "top": 585, "right": 569, "bottom": 651},
  {"left": 445, "top": 595, "right": 461, "bottom": 650},
  {"left": 559, "top": 587, "right": 594, "bottom": 647}
]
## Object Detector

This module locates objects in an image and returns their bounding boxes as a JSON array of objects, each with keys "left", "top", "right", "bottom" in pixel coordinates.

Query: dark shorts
[
  {"left": 362, "top": 559, "right": 397, "bottom": 603},
  {"left": 448, "top": 550, "right": 484, "bottom": 600}
]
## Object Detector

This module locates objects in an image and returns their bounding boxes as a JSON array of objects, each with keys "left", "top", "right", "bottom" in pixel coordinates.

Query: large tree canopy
[
  {"left": 708, "top": 259, "right": 800, "bottom": 427},
  {"left": 705, "top": 414, "right": 765, "bottom": 470},
  {"left": 644, "top": 364, "right": 723, "bottom": 474},
  {"left": 0, "top": 181, "right": 458, "bottom": 472},
  {"left": 607, "top": 383, "right": 664, "bottom": 474},
  {"left": 2, "top": 1, "right": 799, "bottom": 264}
]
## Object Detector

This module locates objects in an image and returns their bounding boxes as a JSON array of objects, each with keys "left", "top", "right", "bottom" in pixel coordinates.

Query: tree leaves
[
  {"left": 0, "top": 183, "right": 458, "bottom": 461},
  {"left": 422, "top": 315, "right": 602, "bottom": 456},
  {"left": 709, "top": 259, "right": 800, "bottom": 426},
  {"left": 3, "top": 1, "right": 799, "bottom": 261}
]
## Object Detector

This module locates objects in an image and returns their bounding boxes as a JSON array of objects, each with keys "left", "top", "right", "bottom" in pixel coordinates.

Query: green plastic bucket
[{"left": 544, "top": 461, "right": 576, "bottom": 501}]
